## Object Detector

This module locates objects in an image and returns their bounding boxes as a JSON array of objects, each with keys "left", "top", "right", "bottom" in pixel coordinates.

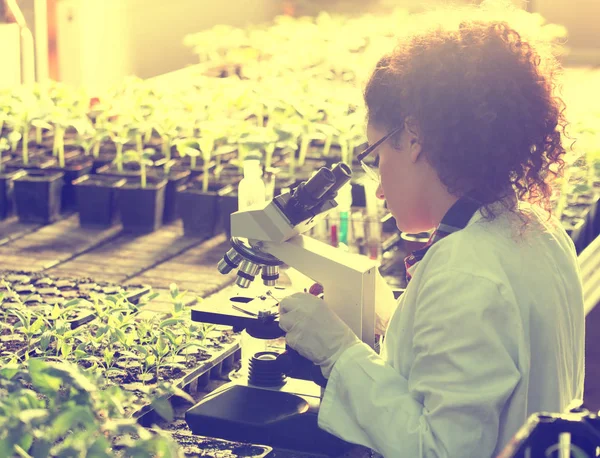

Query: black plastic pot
[
  {"left": 177, "top": 180, "right": 235, "bottom": 238},
  {"left": 146, "top": 150, "right": 169, "bottom": 168},
  {"left": 13, "top": 170, "right": 64, "bottom": 224},
  {"left": 5, "top": 155, "right": 57, "bottom": 172},
  {"left": 96, "top": 157, "right": 169, "bottom": 178},
  {"left": 213, "top": 146, "right": 238, "bottom": 164},
  {"left": 73, "top": 175, "right": 126, "bottom": 228},
  {"left": 173, "top": 157, "right": 214, "bottom": 179},
  {"left": 42, "top": 145, "right": 82, "bottom": 162},
  {"left": 217, "top": 165, "right": 243, "bottom": 183},
  {"left": 91, "top": 151, "right": 117, "bottom": 173},
  {"left": 116, "top": 176, "right": 167, "bottom": 233},
  {"left": 149, "top": 164, "right": 191, "bottom": 224},
  {"left": 11, "top": 145, "right": 49, "bottom": 159},
  {"left": 217, "top": 174, "right": 243, "bottom": 236},
  {"left": 96, "top": 163, "right": 142, "bottom": 178},
  {"left": 219, "top": 188, "right": 239, "bottom": 238},
  {"left": 0, "top": 169, "right": 27, "bottom": 220},
  {"left": 46, "top": 157, "right": 94, "bottom": 211}
]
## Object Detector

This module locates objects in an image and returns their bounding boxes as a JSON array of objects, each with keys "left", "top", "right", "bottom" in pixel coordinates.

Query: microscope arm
[{"left": 259, "top": 234, "right": 384, "bottom": 349}]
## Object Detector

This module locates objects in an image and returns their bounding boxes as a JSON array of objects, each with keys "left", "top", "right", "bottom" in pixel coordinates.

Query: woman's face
[{"left": 366, "top": 123, "right": 432, "bottom": 233}]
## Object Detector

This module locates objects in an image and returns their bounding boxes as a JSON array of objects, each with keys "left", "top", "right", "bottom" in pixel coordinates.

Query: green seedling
[
  {"left": 7, "top": 90, "right": 43, "bottom": 167},
  {"left": 51, "top": 115, "right": 68, "bottom": 164},
  {"left": 31, "top": 119, "right": 52, "bottom": 146},
  {"left": 75, "top": 134, "right": 95, "bottom": 157},
  {"left": 154, "top": 116, "right": 180, "bottom": 161},
  {"left": 143, "top": 120, "right": 156, "bottom": 145},
  {"left": 288, "top": 99, "right": 328, "bottom": 167},
  {"left": 10, "top": 307, "right": 47, "bottom": 360},
  {"left": 111, "top": 126, "right": 134, "bottom": 173},
  {"left": 236, "top": 126, "right": 278, "bottom": 169},
  {"left": 50, "top": 319, "right": 78, "bottom": 359},
  {"left": 273, "top": 121, "right": 303, "bottom": 175},
  {"left": 123, "top": 125, "right": 144, "bottom": 155},
  {"left": 168, "top": 282, "right": 191, "bottom": 318},
  {"left": 342, "top": 110, "right": 367, "bottom": 155},
  {"left": 7, "top": 130, "right": 22, "bottom": 156},
  {"left": 122, "top": 148, "right": 154, "bottom": 188},
  {"left": 134, "top": 345, "right": 157, "bottom": 383},
  {"left": 176, "top": 136, "right": 214, "bottom": 192},
  {"left": 91, "top": 126, "right": 111, "bottom": 158},
  {"left": 315, "top": 123, "right": 339, "bottom": 157},
  {"left": 175, "top": 139, "right": 202, "bottom": 171},
  {"left": 198, "top": 136, "right": 215, "bottom": 192},
  {"left": 51, "top": 111, "right": 93, "bottom": 168},
  {"left": 135, "top": 318, "right": 156, "bottom": 346},
  {"left": 150, "top": 337, "right": 172, "bottom": 382}
]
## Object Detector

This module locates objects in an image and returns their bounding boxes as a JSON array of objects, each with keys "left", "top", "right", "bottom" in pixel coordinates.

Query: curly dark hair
[{"left": 364, "top": 20, "right": 567, "bottom": 218}]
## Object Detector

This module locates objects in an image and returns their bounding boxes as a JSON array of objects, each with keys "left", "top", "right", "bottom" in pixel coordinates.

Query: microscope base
[{"left": 185, "top": 382, "right": 353, "bottom": 456}]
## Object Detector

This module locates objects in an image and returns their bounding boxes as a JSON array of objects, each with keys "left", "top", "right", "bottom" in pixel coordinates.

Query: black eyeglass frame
[{"left": 357, "top": 126, "right": 403, "bottom": 182}]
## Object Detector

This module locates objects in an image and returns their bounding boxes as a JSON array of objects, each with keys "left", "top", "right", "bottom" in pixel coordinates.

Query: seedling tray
[
  {"left": 134, "top": 331, "right": 241, "bottom": 423},
  {"left": 0, "top": 271, "right": 152, "bottom": 362},
  {"left": 0, "top": 270, "right": 151, "bottom": 321}
]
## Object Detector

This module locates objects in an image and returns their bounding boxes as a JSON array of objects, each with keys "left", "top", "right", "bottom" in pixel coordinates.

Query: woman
[{"left": 278, "top": 13, "right": 585, "bottom": 458}]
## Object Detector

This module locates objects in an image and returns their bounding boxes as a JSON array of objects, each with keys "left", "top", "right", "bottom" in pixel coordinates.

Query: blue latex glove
[{"left": 279, "top": 292, "right": 361, "bottom": 378}]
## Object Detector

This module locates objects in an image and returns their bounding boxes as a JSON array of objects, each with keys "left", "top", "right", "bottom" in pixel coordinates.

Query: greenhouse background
[{"left": 0, "top": 0, "right": 599, "bottom": 457}]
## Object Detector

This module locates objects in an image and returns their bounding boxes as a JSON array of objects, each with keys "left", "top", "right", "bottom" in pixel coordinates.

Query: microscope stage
[{"left": 190, "top": 285, "right": 297, "bottom": 330}]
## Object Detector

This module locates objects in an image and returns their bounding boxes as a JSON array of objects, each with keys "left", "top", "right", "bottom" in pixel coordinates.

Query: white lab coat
[{"left": 318, "top": 202, "right": 585, "bottom": 458}]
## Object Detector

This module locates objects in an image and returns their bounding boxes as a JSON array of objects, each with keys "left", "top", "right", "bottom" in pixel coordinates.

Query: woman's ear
[{"left": 405, "top": 117, "right": 423, "bottom": 163}]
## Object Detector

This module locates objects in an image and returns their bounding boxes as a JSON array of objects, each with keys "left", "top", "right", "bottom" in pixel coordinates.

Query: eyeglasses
[{"left": 357, "top": 126, "right": 403, "bottom": 182}]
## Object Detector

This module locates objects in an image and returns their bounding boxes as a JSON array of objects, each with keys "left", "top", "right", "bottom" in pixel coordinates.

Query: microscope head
[{"left": 217, "top": 162, "right": 352, "bottom": 288}]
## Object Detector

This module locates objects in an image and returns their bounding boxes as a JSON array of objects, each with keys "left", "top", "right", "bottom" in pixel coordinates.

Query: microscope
[{"left": 186, "top": 163, "right": 391, "bottom": 455}]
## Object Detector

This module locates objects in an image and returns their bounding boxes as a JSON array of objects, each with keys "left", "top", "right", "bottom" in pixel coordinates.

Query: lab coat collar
[{"left": 405, "top": 197, "right": 518, "bottom": 281}]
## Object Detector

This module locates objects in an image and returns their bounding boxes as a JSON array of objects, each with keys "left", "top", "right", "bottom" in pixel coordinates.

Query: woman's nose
[{"left": 376, "top": 182, "right": 385, "bottom": 200}]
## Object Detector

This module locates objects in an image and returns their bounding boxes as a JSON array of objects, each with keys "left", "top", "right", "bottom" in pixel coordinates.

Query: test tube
[
  {"left": 337, "top": 182, "right": 352, "bottom": 250},
  {"left": 352, "top": 210, "right": 366, "bottom": 254},
  {"left": 364, "top": 180, "right": 381, "bottom": 261}
]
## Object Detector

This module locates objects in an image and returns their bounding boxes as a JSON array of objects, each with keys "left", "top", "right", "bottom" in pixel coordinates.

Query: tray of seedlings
[
  {"left": 0, "top": 269, "right": 150, "bottom": 327},
  {"left": 0, "top": 279, "right": 242, "bottom": 425},
  {"left": 0, "top": 272, "right": 149, "bottom": 362}
]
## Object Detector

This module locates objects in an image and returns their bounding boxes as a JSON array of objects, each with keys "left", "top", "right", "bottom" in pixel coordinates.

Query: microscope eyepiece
[
  {"left": 303, "top": 167, "right": 336, "bottom": 200},
  {"left": 326, "top": 162, "right": 352, "bottom": 197},
  {"left": 288, "top": 167, "right": 335, "bottom": 212}
]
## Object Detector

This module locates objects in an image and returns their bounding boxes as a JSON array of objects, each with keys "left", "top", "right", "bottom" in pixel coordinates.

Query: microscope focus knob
[{"left": 308, "top": 283, "right": 324, "bottom": 297}]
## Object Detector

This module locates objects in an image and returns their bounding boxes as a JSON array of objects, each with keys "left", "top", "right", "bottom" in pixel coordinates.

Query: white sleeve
[
  {"left": 375, "top": 269, "right": 399, "bottom": 335},
  {"left": 318, "top": 270, "right": 522, "bottom": 458}
]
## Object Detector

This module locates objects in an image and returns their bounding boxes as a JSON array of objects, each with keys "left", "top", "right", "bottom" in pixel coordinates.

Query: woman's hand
[{"left": 278, "top": 292, "right": 361, "bottom": 378}]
